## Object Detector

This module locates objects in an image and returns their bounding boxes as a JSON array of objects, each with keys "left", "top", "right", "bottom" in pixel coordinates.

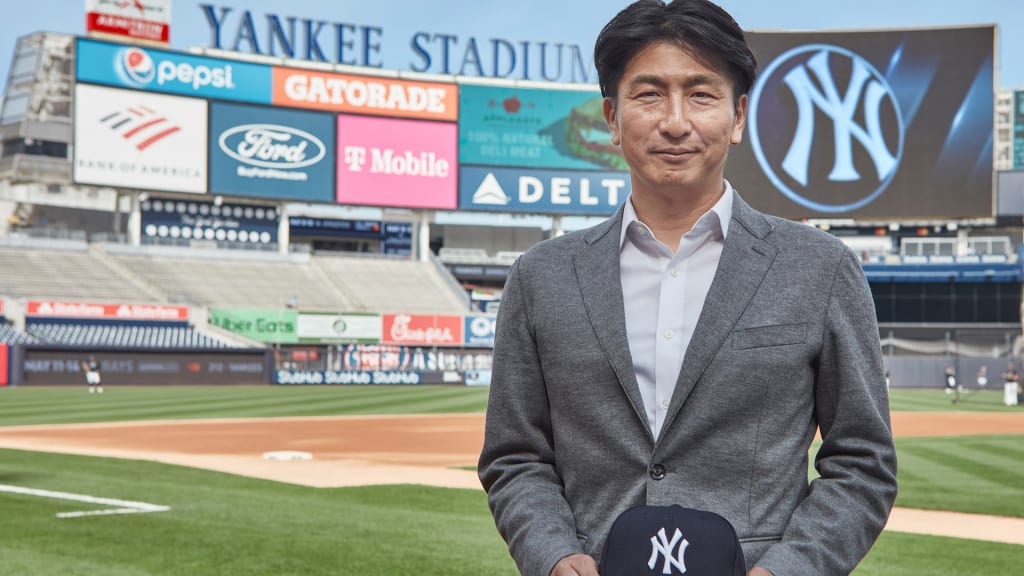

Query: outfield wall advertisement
[
  {"left": 74, "top": 84, "right": 208, "bottom": 193},
  {"left": 731, "top": 26, "right": 994, "bottom": 219}
]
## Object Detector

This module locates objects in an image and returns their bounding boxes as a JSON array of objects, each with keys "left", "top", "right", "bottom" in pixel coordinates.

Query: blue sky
[{"left": 2, "top": 0, "right": 1023, "bottom": 89}]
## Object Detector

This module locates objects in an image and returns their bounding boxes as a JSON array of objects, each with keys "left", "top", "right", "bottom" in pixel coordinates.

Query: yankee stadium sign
[{"left": 198, "top": 3, "right": 594, "bottom": 83}]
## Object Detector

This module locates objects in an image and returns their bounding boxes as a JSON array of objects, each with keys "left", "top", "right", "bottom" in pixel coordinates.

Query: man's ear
[
  {"left": 603, "top": 97, "right": 621, "bottom": 146},
  {"left": 731, "top": 94, "right": 748, "bottom": 145}
]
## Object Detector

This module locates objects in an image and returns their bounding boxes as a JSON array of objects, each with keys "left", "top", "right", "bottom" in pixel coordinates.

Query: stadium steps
[
  {"left": 313, "top": 255, "right": 469, "bottom": 315},
  {"left": 89, "top": 243, "right": 168, "bottom": 302}
]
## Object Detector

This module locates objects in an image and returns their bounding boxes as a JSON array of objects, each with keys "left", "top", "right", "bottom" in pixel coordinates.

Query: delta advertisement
[
  {"left": 458, "top": 166, "right": 630, "bottom": 215},
  {"left": 209, "top": 102, "right": 336, "bottom": 202},
  {"left": 730, "top": 26, "right": 995, "bottom": 219},
  {"left": 76, "top": 37, "right": 272, "bottom": 103},
  {"left": 459, "top": 84, "right": 625, "bottom": 171},
  {"left": 336, "top": 114, "right": 458, "bottom": 209},
  {"left": 73, "top": 84, "right": 208, "bottom": 193}
]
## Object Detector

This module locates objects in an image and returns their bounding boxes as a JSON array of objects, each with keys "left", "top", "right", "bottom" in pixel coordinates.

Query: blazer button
[{"left": 649, "top": 464, "right": 666, "bottom": 480}]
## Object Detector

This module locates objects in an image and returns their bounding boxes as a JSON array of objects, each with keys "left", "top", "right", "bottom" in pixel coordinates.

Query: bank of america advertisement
[
  {"left": 728, "top": 26, "right": 994, "bottom": 219},
  {"left": 459, "top": 84, "right": 627, "bottom": 171},
  {"left": 209, "top": 102, "right": 335, "bottom": 202},
  {"left": 74, "top": 84, "right": 207, "bottom": 193},
  {"left": 336, "top": 115, "right": 458, "bottom": 209},
  {"left": 76, "top": 38, "right": 273, "bottom": 103}
]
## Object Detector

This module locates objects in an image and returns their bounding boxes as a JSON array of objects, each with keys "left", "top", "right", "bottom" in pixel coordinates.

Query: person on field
[
  {"left": 478, "top": 2, "right": 897, "bottom": 575},
  {"left": 82, "top": 355, "right": 102, "bottom": 394}
]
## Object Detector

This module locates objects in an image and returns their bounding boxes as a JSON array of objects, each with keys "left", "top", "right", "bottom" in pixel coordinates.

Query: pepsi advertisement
[
  {"left": 728, "top": 26, "right": 994, "bottom": 220},
  {"left": 209, "top": 102, "right": 335, "bottom": 202},
  {"left": 76, "top": 37, "right": 273, "bottom": 103}
]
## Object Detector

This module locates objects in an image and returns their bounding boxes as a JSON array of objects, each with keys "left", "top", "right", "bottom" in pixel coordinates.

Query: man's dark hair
[{"left": 594, "top": 0, "right": 757, "bottom": 104}]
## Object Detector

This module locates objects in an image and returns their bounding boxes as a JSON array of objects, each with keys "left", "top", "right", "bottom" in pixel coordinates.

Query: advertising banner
[
  {"left": 730, "top": 26, "right": 994, "bottom": 219},
  {"left": 296, "top": 312, "right": 381, "bottom": 343},
  {"left": 337, "top": 115, "right": 458, "bottom": 209},
  {"left": 272, "top": 67, "right": 458, "bottom": 121},
  {"left": 19, "top": 349, "right": 270, "bottom": 386},
  {"left": 459, "top": 166, "right": 630, "bottom": 215},
  {"left": 141, "top": 197, "right": 279, "bottom": 245},
  {"left": 26, "top": 300, "right": 189, "bottom": 321},
  {"left": 464, "top": 315, "right": 497, "bottom": 347},
  {"left": 0, "top": 344, "right": 8, "bottom": 387},
  {"left": 1014, "top": 91, "right": 1024, "bottom": 170},
  {"left": 381, "top": 314, "right": 463, "bottom": 346},
  {"left": 76, "top": 38, "right": 272, "bottom": 103},
  {"left": 86, "top": 0, "right": 171, "bottom": 44},
  {"left": 459, "top": 84, "right": 626, "bottom": 171},
  {"left": 74, "top": 84, "right": 207, "bottom": 193},
  {"left": 338, "top": 344, "right": 492, "bottom": 372},
  {"left": 209, "top": 102, "right": 335, "bottom": 202},
  {"left": 276, "top": 370, "right": 424, "bottom": 385},
  {"left": 210, "top": 308, "right": 297, "bottom": 343}
]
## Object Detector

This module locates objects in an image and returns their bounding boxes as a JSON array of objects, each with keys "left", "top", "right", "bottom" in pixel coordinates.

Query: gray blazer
[{"left": 479, "top": 192, "right": 898, "bottom": 576}]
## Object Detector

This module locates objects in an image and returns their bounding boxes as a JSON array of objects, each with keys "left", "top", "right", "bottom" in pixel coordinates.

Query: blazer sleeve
[
  {"left": 478, "top": 258, "right": 583, "bottom": 576},
  {"left": 758, "top": 249, "right": 899, "bottom": 575}
]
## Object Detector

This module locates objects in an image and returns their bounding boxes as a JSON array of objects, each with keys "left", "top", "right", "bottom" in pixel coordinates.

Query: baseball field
[{"left": 0, "top": 385, "right": 1021, "bottom": 575}]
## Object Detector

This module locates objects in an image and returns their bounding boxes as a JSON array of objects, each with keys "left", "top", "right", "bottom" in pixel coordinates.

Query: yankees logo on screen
[{"left": 748, "top": 44, "right": 905, "bottom": 213}]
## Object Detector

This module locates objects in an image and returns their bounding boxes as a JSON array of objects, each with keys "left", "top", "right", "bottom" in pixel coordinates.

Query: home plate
[{"left": 262, "top": 451, "right": 313, "bottom": 461}]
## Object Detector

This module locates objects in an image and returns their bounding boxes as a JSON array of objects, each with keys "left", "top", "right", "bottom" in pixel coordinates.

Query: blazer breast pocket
[{"left": 732, "top": 322, "right": 807, "bottom": 350}]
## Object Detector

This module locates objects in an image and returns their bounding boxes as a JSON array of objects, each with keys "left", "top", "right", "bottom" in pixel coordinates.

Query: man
[
  {"left": 83, "top": 355, "right": 102, "bottom": 394},
  {"left": 478, "top": 1, "right": 898, "bottom": 575}
]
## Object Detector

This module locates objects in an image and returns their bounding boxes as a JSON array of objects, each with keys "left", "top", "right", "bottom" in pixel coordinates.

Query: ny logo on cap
[{"left": 648, "top": 527, "right": 689, "bottom": 574}]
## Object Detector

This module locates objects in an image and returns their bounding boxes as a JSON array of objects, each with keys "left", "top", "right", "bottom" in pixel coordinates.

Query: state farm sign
[
  {"left": 381, "top": 314, "right": 463, "bottom": 346},
  {"left": 26, "top": 300, "right": 189, "bottom": 321}
]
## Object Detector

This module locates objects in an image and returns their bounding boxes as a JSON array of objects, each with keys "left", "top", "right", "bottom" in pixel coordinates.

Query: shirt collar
[{"left": 619, "top": 180, "right": 735, "bottom": 250}]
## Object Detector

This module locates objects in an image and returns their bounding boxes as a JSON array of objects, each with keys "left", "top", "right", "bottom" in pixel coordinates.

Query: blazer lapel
[
  {"left": 659, "top": 194, "right": 778, "bottom": 441},
  {"left": 574, "top": 207, "right": 650, "bottom": 437}
]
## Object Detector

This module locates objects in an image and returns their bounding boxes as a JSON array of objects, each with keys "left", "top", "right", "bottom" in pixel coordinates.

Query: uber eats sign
[{"left": 211, "top": 308, "right": 297, "bottom": 343}]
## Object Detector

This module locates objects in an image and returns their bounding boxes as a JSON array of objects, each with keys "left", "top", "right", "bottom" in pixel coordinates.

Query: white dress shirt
[{"left": 619, "top": 183, "right": 733, "bottom": 439}]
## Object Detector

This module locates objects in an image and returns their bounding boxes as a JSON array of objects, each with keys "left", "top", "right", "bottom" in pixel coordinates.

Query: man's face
[{"left": 603, "top": 41, "right": 747, "bottom": 201}]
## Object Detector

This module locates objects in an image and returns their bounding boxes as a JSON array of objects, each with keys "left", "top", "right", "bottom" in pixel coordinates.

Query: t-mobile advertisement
[{"left": 336, "top": 115, "right": 458, "bottom": 209}]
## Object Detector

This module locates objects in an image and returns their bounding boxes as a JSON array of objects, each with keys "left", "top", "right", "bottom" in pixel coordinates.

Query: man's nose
[{"left": 658, "top": 96, "right": 691, "bottom": 138}]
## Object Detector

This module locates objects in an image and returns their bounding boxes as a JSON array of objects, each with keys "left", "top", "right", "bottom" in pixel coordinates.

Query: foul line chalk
[{"left": 0, "top": 483, "right": 170, "bottom": 519}]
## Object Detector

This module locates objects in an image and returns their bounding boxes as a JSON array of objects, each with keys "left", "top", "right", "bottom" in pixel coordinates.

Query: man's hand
[
  {"left": 550, "top": 553, "right": 599, "bottom": 576},
  {"left": 748, "top": 567, "right": 774, "bottom": 576}
]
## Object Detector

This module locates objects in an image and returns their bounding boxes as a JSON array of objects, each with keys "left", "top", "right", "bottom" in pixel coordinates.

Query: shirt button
[
  {"left": 650, "top": 464, "right": 666, "bottom": 480},
  {"left": 661, "top": 399, "right": 670, "bottom": 409},
  {"left": 664, "top": 330, "right": 674, "bottom": 339},
  {"left": 670, "top": 268, "right": 678, "bottom": 278}
]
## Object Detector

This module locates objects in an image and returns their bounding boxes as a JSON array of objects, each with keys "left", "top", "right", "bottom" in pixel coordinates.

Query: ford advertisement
[{"left": 209, "top": 102, "right": 335, "bottom": 202}]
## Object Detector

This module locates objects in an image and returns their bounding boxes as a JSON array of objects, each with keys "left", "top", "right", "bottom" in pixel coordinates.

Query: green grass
[
  {"left": 0, "top": 449, "right": 516, "bottom": 576},
  {"left": 0, "top": 385, "right": 491, "bottom": 426},
  {"left": 887, "top": 388, "right": 1021, "bottom": 412},
  {"left": 1, "top": 385, "right": 1022, "bottom": 575}
]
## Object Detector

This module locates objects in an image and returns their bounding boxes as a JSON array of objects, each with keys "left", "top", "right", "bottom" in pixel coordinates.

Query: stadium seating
[
  {"left": 0, "top": 323, "right": 38, "bottom": 344},
  {"left": 26, "top": 323, "right": 230, "bottom": 348},
  {"left": 0, "top": 244, "right": 154, "bottom": 301}
]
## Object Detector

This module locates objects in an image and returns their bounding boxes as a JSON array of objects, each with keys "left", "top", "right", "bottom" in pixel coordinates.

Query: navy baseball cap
[{"left": 599, "top": 505, "right": 746, "bottom": 576}]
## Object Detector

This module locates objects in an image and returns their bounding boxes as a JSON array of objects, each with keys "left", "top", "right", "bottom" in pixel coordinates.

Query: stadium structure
[{"left": 0, "top": 20, "right": 1022, "bottom": 389}]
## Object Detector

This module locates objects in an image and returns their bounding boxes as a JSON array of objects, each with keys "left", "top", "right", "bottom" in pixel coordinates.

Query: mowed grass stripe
[
  {"left": 887, "top": 389, "right": 1014, "bottom": 412},
  {"left": 900, "top": 443, "right": 1024, "bottom": 491},
  {"left": 0, "top": 386, "right": 491, "bottom": 426}
]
